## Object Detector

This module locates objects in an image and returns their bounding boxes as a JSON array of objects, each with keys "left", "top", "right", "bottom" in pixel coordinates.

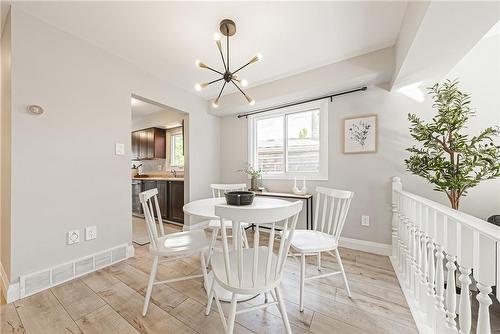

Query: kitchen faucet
[
  {"left": 132, "top": 164, "right": 143, "bottom": 176},
  {"left": 171, "top": 169, "right": 177, "bottom": 178}
]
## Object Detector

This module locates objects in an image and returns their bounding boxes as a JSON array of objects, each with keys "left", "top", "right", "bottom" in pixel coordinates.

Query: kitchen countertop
[{"left": 132, "top": 177, "right": 184, "bottom": 181}]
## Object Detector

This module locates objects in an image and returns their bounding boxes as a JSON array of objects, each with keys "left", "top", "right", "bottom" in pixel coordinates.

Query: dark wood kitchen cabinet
[
  {"left": 132, "top": 180, "right": 142, "bottom": 215},
  {"left": 142, "top": 180, "right": 167, "bottom": 219},
  {"left": 156, "top": 181, "right": 168, "bottom": 219},
  {"left": 131, "top": 127, "right": 166, "bottom": 160},
  {"left": 167, "top": 180, "right": 184, "bottom": 223},
  {"left": 132, "top": 180, "right": 183, "bottom": 224}
]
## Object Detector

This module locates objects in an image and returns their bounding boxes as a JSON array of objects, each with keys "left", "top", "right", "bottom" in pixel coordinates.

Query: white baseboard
[
  {"left": 126, "top": 244, "right": 135, "bottom": 258},
  {"left": 338, "top": 237, "right": 392, "bottom": 256},
  {"left": 1, "top": 262, "right": 19, "bottom": 304},
  {"left": 4, "top": 243, "right": 135, "bottom": 303}
]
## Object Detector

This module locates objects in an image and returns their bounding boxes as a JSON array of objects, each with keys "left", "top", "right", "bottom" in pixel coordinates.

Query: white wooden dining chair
[
  {"left": 206, "top": 183, "right": 250, "bottom": 266},
  {"left": 139, "top": 188, "right": 209, "bottom": 316},
  {"left": 289, "top": 186, "right": 354, "bottom": 312},
  {"left": 206, "top": 200, "right": 303, "bottom": 334}
]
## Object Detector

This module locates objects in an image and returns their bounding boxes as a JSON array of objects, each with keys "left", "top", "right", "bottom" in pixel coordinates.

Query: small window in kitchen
[
  {"left": 171, "top": 133, "right": 184, "bottom": 167},
  {"left": 248, "top": 101, "right": 328, "bottom": 180}
]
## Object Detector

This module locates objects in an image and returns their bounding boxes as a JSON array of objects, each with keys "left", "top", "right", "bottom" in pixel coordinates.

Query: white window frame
[
  {"left": 170, "top": 131, "right": 184, "bottom": 168},
  {"left": 248, "top": 100, "right": 328, "bottom": 180}
]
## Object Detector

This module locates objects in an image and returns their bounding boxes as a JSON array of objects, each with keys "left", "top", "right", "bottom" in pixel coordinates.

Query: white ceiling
[
  {"left": 131, "top": 98, "right": 166, "bottom": 120},
  {"left": 17, "top": 1, "right": 408, "bottom": 99}
]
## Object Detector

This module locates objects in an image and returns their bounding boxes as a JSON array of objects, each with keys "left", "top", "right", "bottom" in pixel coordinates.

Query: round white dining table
[
  {"left": 183, "top": 196, "right": 292, "bottom": 302},
  {"left": 183, "top": 196, "right": 292, "bottom": 220}
]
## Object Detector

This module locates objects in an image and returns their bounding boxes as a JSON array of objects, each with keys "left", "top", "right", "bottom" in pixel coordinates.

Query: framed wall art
[{"left": 343, "top": 114, "right": 377, "bottom": 154}]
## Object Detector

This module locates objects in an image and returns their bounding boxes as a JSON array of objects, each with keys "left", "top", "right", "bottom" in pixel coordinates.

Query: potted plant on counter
[{"left": 239, "top": 164, "right": 263, "bottom": 191}]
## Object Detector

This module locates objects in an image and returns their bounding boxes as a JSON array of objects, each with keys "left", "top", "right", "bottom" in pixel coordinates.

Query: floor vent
[
  {"left": 19, "top": 243, "right": 129, "bottom": 299},
  {"left": 95, "top": 251, "right": 112, "bottom": 269},
  {"left": 52, "top": 263, "right": 74, "bottom": 285}
]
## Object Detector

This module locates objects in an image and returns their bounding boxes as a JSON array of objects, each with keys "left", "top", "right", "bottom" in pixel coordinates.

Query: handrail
[
  {"left": 396, "top": 189, "right": 500, "bottom": 241},
  {"left": 391, "top": 176, "right": 499, "bottom": 334}
]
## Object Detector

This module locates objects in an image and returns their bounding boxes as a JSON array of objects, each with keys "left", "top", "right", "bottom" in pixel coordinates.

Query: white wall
[
  {"left": 1, "top": 10, "right": 12, "bottom": 279},
  {"left": 220, "top": 37, "right": 500, "bottom": 245},
  {"left": 4, "top": 7, "right": 220, "bottom": 283}
]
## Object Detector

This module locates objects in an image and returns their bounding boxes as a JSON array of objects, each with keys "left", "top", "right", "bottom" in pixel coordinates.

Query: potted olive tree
[{"left": 405, "top": 80, "right": 500, "bottom": 209}]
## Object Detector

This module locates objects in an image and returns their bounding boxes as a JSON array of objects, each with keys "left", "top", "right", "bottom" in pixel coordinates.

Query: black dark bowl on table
[{"left": 224, "top": 191, "right": 255, "bottom": 206}]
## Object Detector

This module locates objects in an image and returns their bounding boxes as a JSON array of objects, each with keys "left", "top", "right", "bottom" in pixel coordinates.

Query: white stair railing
[{"left": 391, "top": 177, "right": 499, "bottom": 334}]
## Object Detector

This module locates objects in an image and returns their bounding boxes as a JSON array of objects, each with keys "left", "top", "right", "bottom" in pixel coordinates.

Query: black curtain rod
[{"left": 236, "top": 86, "right": 367, "bottom": 118}]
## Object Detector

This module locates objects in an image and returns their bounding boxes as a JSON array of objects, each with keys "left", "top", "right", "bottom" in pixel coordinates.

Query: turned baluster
[
  {"left": 399, "top": 196, "right": 407, "bottom": 275},
  {"left": 407, "top": 217, "right": 414, "bottom": 290},
  {"left": 413, "top": 202, "right": 421, "bottom": 300},
  {"left": 473, "top": 234, "right": 495, "bottom": 334},
  {"left": 444, "top": 220, "right": 459, "bottom": 331},
  {"left": 434, "top": 245, "right": 446, "bottom": 331},
  {"left": 391, "top": 177, "right": 402, "bottom": 259},
  {"left": 445, "top": 254, "right": 458, "bottom": 330},
  {"left": 476, "top": 283, "right": 492, "bottom": 334},
  {"left": 426, "top": 236, "right": 436, "bottom": 325},
  {"left": 458, "top": 265, "right": 471, "bottom": 334},
  {"left": 455, "top": 225, "right": 473, "bottom": 334},
  {"left": 426, "top": 209, "right": 437, "bottom": 327},
  {"left": 419, "top": 205, "right": 429, "bottom": 308}
]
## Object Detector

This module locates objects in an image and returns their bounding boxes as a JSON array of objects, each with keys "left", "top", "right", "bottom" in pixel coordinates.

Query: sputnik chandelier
[{"left": 195, "top": 19, "right": 262, "bottom": 108}]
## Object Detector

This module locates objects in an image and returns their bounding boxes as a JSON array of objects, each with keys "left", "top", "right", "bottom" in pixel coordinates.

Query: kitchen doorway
[{"left": 130, "top": 95, "right": 188, "bottom": 245}]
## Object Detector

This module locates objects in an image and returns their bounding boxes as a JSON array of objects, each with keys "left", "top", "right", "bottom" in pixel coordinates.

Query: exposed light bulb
[
  {"left": 213, "top": 32, "right": 221, "bottom": 41},
  {"left": 241, "top": 79, "right": 248, "bottom": 87},
  {"left": 212, "top": 97, "right": 220, "bottom": 108},
  {"left": 195, "top": 83, "right": 202, "bottom": 91},
  {"left": 196, "top": 60, "right": 207, "bottom": 69},
  {"left": 245, "top": 94, "right": 255, "bottom": 106},
  {"left": 249, "top": 53, "right": 263, "bottom": 64}
]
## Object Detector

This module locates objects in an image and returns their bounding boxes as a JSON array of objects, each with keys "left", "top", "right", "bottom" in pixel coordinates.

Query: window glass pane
[
  {"left": 286, "top": 110, "right": 320, "bottom": 172},
  {"left": 256, "top": 116, "right": 284, "bottom": 172},
  {"left": 171, "top": 134, "right": 184, "bottom": 167}
]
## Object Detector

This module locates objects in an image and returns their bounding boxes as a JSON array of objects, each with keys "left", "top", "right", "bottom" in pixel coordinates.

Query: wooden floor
[{"left": 1, "top": 223, "right": 421, "bottom": 334}]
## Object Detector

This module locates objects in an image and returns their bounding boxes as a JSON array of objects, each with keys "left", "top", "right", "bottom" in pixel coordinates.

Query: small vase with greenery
[
  {"left": 239, "top": 164, "right": 262, "bottom": 191},
  {"left": 405, "top": 79, "right": 500, "bottom": 210}
]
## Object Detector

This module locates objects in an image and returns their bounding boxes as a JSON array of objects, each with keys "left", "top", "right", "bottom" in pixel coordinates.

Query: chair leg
[
  {"left": 241, "top": 227, "right": 249, "bottom": 248},
  {"left": 335, "top": 248, "right": 351, "bottom": 297},
  {"left": 205, "top": 278, "right": 216, "bottom": 316},
  {"left": 299, "top": 254, "right": 306, "bottom": 312},
  {"left": 142, "top": 255, "right": 159, "bottom": 316},
  {"left": 206, "top": 227, "right": 219, "bottom": 267},
  {"left": 214, "top": 290, "right": 227, "bottom": 331},
  {"left": 200, "top": 251, "right": 208, "bottom": 291},
  {"left": 317, "top": 252, "right": 321, "bottom": 271},
  {"left": 226, "top": 293, "right": 238, "bottom": 334},
  {"left": 275, "top": 286, "right": 292, "bottom": 334}
]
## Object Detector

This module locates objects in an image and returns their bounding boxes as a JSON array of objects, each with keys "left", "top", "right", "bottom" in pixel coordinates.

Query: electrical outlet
[
  {"left": 361, "top": 215, "right": 370, "bottom": 227},
  {"left": 68, "top": 230, "right": 80, "bottom": 245},
  {"left": 85, "top": 226, "right": 97, "bottom": 241}
]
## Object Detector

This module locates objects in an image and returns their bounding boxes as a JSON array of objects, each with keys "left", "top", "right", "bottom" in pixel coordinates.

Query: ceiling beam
[{"left": 390, "top": 1, "right": 500, "bottom": 90}]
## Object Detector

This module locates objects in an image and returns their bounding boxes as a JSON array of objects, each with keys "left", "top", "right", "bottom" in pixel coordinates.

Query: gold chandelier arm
[
  {"left": 230, "top": 80, "right": 254, "bottom": 105},
  {"left": 232, "top": 54, "right": 261, "bottom": 75},
  {"left": 207, "top": 77, "right": 224, "bottom": 86},
  {"left": 198, "top": 61, "right": 224, "bottom": 76}
]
